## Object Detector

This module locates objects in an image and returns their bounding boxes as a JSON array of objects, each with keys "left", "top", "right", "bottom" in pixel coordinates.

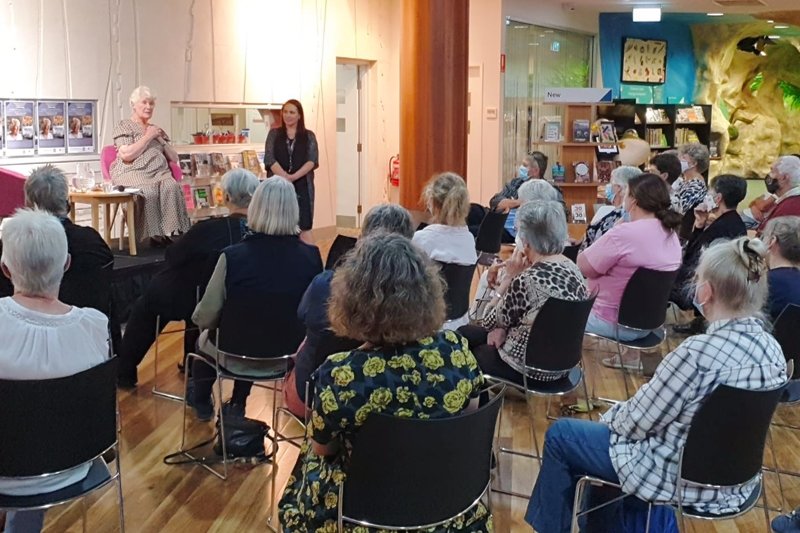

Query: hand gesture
[
  {"left": 504, "top": 247, "right": 529, "bottom": 280},
  {"left": 486, "top": 261, "right": 504, "bottom": 289},
  {"left": 496, "top": 198, "right": 515, "bottom": 213},
  {"left": 144, "top": 124, "right": 162, "bottom": 141},
  {"left": 487, "top": 328, "right": 507, "bottom": 348},
  {"left": 693, "top": 204, "right": 709, "bottom": 229}
]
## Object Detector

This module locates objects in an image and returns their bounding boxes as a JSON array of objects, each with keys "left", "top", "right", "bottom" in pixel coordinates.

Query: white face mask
[
  {"left": 515, "top": 233, "right": 525, "bottom": 249},
  {"left": 680, "top": 160, "right": 694, "bottom": 174}
]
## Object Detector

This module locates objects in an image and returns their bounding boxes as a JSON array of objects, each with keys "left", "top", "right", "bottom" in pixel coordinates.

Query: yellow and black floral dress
[{"left": 279, "top": 330, "right": 491, "bottom": 533}]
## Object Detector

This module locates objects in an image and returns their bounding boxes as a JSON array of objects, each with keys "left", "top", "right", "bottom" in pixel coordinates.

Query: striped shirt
[{"left": 602, "top": 317, "right": 787, "bottom": 513}]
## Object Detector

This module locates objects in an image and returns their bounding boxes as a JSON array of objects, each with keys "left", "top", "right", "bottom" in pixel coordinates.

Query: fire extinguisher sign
[{"left": 389, "top": 155, "right": 400, "bottom": 187}]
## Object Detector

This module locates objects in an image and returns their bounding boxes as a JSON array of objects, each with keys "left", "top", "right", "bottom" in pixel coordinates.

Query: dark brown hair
[
  {"left": 649, "top": 153, "right": 682, "bottom": 184},
  {"left": 281, "top": 99, "right": 306, "bottom": 136},
  {"left": 627, "top": 173, "right": 681, "bottom": 232}
]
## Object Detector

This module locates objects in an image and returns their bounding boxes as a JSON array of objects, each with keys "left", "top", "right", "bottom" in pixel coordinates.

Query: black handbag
[{"left": 214, "top": 415, "right": 270, "bottom": 459}]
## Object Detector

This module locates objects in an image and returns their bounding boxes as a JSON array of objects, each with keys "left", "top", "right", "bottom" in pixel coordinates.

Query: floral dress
[{"left": 279, "top": 330, "right": 490, "bottom": 533}]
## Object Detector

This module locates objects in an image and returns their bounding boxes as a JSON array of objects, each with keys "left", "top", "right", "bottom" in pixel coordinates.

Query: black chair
[
  {"left": 584, "top": 267, "right": 679, "bottom": 399},
  {"left": 572, "top": 383, "right": 784, "bottom": 533},
  {"left": 338, "top": 384, "right": 505, "bottom": 530},
  {"left": 177, "top": 291, "right": 305, "bottom": 531},
  {"left": 474, "top": 210, "right": 508, "bottom": 269},
  {"left": 0, "top": 358, "right": 124, "bottom": 532},
  {"left": 775, "top": 304, "right": 800, "bottom": 380},
  {"left": 325, "top": 234, "right": 357, "bottom": 271},
  {"left": 437, "top": 261, "right": 478, "bottom": 321},
  {"left": 488, "top": 295, "right": 596, "bottom": 498}
]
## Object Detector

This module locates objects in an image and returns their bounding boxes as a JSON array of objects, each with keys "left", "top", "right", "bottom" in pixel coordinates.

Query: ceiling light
[
  {"left": 632, "top": 7, "right": 662, "bottom": 22},
  {"left": 775, "top": 24, "right": 789, "bottom": 29},
  {"left": 707, "top": 12, "right": 724, "bottom": 16},
  {"left": 767, "top": 19, "right": 774, "bottom": 23},
  {"left": 529, "top": 42, "right": 540, "bottom": 46},
  {"left": 768, "top": 35, "right": 781, "bottom": 39}
]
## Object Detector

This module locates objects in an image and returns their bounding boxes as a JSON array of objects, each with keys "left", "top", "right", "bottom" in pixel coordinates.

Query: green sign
[{"left": 620, "top": 84, "right": 653, "bottom": 103}]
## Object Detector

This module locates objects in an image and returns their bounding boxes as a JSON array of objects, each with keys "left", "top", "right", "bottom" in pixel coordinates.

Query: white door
[
  {"left": 467, "top": 65, "right": 483, "bottom": 204},
  {"left": 336, "top": 63, "right": 362, "bottom": 228}
]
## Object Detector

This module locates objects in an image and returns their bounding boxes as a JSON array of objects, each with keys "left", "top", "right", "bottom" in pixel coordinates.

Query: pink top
[{"left": 582, "top": 218, "right": 681, "bottom": 324}]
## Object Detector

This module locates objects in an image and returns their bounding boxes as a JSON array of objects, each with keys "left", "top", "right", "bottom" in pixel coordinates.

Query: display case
[{"left": 169, "top": 101, "right": 282, "bottom": 148}]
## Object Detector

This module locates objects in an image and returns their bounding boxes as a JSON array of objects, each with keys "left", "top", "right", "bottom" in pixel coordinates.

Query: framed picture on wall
[{"left": 621, "top": 37, "right": 667, "bottom": 84}]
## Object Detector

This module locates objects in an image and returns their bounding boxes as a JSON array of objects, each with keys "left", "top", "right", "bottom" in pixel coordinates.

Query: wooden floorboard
[{"left": 38, "top": 232, "right": 799, "bottom": 532}]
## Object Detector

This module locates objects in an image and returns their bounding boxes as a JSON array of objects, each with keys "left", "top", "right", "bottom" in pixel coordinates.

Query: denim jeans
[
  {"left": 5, "top": 510, "right": 45, "bottom": 533},
  {"left": 585, "top": 312, "right": 650, "bottom": 342},
  {"left": 525, "top": 419, "right": 677, "bottom": 533}
]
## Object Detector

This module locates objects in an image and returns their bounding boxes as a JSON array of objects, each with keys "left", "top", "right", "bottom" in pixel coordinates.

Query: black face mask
[{"left": 765, "top": 174, "right": 781, "bottom": 194}]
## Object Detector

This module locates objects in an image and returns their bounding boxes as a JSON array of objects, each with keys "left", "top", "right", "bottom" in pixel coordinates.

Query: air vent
[{"left": 713, "top": 0, "right": 765, "bottom": 6}]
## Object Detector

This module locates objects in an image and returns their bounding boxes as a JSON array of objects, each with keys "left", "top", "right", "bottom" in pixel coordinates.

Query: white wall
[{"left": 0, "top": 0, "right": 401, "bottom": 230}]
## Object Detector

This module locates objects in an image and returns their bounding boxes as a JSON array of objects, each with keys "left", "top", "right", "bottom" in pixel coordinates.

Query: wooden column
[{"left": 400, "top": 0, "right": 469, "bottom": 210}]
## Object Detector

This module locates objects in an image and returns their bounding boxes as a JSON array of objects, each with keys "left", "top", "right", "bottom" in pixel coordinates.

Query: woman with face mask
[
  {"left": 578, "top": 173, "right": 682, "bottom": 368},
  {"left": 527, "top": 236, "right": 787, "bottom": 533},
  {"left": 579, "top": 166, "right": 642, "bottom": 251},
  {"left": 674, "top": 143, "right": 709, "bottom": 216}
]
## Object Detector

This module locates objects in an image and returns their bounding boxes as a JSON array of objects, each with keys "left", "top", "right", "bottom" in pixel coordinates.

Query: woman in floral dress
[{"left": 279, "top": 233, "right": 491, "bottom": 532}]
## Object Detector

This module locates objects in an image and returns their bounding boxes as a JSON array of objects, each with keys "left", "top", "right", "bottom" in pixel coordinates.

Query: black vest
[{"left": 269, "top": 128, "right": 310, "bottom": 175}]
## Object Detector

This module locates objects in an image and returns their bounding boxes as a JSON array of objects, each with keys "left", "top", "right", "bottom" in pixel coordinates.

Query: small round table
[{"left": 69, "top": 190, "right": 137, "bottom": 255}]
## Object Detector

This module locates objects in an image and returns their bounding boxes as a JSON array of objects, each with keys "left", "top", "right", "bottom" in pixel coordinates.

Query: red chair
[
  {"left": 100, "top": 145, "right": 182, "bottom": 182},
  {"left": 0, "top": 167, "right": 26, "bottom": 218}
]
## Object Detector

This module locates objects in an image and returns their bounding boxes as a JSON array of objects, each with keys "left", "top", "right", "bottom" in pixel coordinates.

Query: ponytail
[
  {"left": 422, "top": 172, "right": 470, "bottom": 226},
  {"left": 655, "top": 207, "right": 682, "bottom": 232}
]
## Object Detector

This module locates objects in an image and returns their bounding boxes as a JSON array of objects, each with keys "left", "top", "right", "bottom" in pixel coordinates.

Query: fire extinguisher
[{"left": 388, "top": 154, "right": 400, "bottom": 187}]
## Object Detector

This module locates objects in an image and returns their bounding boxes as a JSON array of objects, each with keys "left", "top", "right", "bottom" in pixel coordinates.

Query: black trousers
[
  {"left": 458, "top": 324, "right": 523, "bottom": 385},
  {"left": 118, "top": 281, "right": 200, "bottom": 381},
  {"left": 191, "top": 354, "right": 253, "bottom": 406}
]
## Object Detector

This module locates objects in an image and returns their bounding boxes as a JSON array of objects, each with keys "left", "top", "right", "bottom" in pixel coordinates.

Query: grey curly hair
[{"left": 328, "top": 232, "right": 445, "bottom": 345}]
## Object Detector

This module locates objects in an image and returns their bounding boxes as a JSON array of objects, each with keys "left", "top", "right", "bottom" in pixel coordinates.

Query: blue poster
[
  {"left": 36, "top": 101, "right": 66, "bottom": 154},
  {"left": 66, "top": 101, "right": 95, "bottom": 153},
  {"left": 4, "top": 100, "right": 35, "bottom": 156}
]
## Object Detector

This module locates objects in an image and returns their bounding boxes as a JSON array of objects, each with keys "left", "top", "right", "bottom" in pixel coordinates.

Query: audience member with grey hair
[
  {"left": 581, "top": 165, "right": 644, "bottom": 251},
  {"left": 459, "top": 200, "right": 589, "bottom": 383},
  {"left": 0, "top": 209, "right": 109, "bottom": 533},
  {"left": 763, "top": 216, "right": 800, "bottom": 320},
  {"left": 0, "top": 165, "right": 114, "bottom": 319},
  {"left": 117, "top": 169, "right": 261, "bottom": 388},
  {"left": 189, "top": 177, "right": 322, "bottom": 419},
  {"left": 282, "top": 202, "right": 415, "bottom": 417},
  {"left": 501, "top": 175, "right": 563, "bottom": 244},
  {"left": 675, "top": 142, "right": 709, "bottom": 216},
  {"left": 757, "top": 155, "right": 800, "bottom": 232}
]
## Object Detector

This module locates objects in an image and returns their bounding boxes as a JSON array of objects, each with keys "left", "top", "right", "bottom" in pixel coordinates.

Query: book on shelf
[
  {"left": 675, "top": 128, "right": 700, "bottom": 145},
  {"left": 709, "top": 138, "right": 721, "bottom": 158},
  {"left": 210, "top": 152, "right": 230, "bottom": 176},
  {"left": 596, "top": 120, "right": 617, "bottom": 143},
  {"left": 227, "top": 153, "right": 243, "bottom": 169},
  {"left": 542, "top": 119, "right": 562, "bottom": 142},
  {"left": 242, "top": 150, "right": 261, "bottom": 174},
  {"left": 645, "top": 107, "right": 670, "bottom": 123},
  {"left": 646, "top": 128, "right": 670, "bottom": 147},
  {"left": 192, "top": 185, "right": 212, "bottom": 208},
  {"left": 178, "top": 154, "right": 193, "bottom": 177},
  {"left": 676, "top": 105, "right": 706, "bottom": 123},
  {"left": 572, "top": 120, "right": 590, "bottom": 142},
  {"left": 191, "top": 153, "right": 211, "bottom": 178},
  {"left": 571, "top": 203, "right": 587, "bottom": 224},
  {"left": 595, "top": 160, "right": 620, "bottom": 183}
]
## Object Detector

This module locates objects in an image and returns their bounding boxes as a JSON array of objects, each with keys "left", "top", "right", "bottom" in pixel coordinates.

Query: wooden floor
[{"left": 40, "top": 232, "right": 800, "bottom": 532}]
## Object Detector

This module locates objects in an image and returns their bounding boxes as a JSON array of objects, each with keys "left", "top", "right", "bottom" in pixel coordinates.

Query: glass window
[{"left": 503, "top": 22, "right": 594, "bottom": 181}]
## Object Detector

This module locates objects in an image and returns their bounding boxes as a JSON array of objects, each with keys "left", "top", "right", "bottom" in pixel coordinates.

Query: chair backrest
[
  {"left": 774, "top": 304, "right": 800, "bottom": 376},
  {"left": 342, "top": 386, "right": 504, "bottom": 528},
  {"left": 168, "top": 160, "right": 183, "bottom": 181},
  {"left": 218, "top": 290, "right": 306, "bottom": 358},
  {"left": 100, "top": 145, "right": 117, "bottom": 181},
  {"left": 438, "top": 261, "right": 478, "bottom": 320},
  {"left": 324, "top": 234, "right": 357, "bottom": 271},
  {"left": 60, "top": 259, "right": 114, "bottom": 317},
  {"left": 681, "top": 383, "right": 784, "bottom": 486},
  {"left": 0, "top": 357, "right": 118, "bottom": 477},
  {"left": 0, "top": 166, "right": 27, "bottom": 218},
  {"left": 475, "top": 210, "right": 509, "bottom": 255},
  {"left": 618, "top": 267, "right": 679, "bottom": 330},
  {"left": 526, "top": 295, "right": 596, "bottom": 372},
  {"left": 563, "top": 244, "right": 580, "bottom": 263}
]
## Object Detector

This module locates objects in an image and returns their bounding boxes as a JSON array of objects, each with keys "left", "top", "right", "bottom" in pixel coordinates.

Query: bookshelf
[{"left": 630, "top": 103, "right": 712, "bottom": 152}]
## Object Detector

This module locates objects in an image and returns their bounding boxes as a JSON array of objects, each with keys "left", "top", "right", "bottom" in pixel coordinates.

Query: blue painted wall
[{"left": 599, "top": 13, "right": 697, "bottom": 103}]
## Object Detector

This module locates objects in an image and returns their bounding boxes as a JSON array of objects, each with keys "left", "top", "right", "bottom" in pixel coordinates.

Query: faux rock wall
[{"left": 692, "top": 22, "right": 800, "bottom": 177}]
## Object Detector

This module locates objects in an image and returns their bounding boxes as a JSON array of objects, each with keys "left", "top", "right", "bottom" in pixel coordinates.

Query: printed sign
[
  {"left": 4, "top": 100, "right": 36, "bottom": 156},
  {"left": 66, "top": 101, "right": 95, "bottom": 153},
  {"left": 36, "top": 101, "right": 66, "bottom": 154}
]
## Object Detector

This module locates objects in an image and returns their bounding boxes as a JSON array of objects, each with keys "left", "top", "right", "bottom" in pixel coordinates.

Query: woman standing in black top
[{"left": 264, "top": 99, "right": 319, "bottom": 243}]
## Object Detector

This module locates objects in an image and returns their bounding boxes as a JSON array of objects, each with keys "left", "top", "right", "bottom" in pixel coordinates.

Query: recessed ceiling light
[
  {"left": 768, "top": 35, "right": 781, "bottom": 39},
  {"left": 529, "top": 42, "right": 540, "bottom": 46},
  {"left": 632, "top": 7, "right": 661, "bottom": 22},
  {"left": 707, "top": 12, "right": 724, "bottom": 16},
  {"left": 767, "top": 19, "right": 774, "bottom": 23},
  {"left": 544, "top": 30, "right": 554, "bottom": 33},
  {"left": 775, "top": 24, "right": 789, "bottom": 29}
]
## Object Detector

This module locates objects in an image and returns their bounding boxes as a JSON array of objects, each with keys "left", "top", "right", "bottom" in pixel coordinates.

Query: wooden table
[{"left": 69, "top": 190, "right": 137, "bottom": 255}]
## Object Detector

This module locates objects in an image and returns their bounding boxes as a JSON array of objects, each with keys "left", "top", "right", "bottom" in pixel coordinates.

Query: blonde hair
[
  {"left": 422, "top": 172, "right": 470, "bottom": 226},
  {"left": 329, "top": 233, "right": 445, "bottom": 345},
  {"left": 697, "top": 237, "right": 769, "bottom": 316},
  {"left": 247, "top": 177, "right": 299, "bottom": 236},
  {"left": 129, "top": 85, "right": 155, "bottom": 107}
]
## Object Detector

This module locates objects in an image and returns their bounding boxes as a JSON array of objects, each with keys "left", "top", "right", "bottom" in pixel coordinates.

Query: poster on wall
[
  {"left": 4, "top": 100, "right": 36, "bottom": 156},
  {"left": 66, "top": 101, "right": 95, "bottom": 153},
  {"left": 36, "top": 101, "right": 66, "bottom": 155},
  {"left": 621, "top": 38, "right": 667, "bottom": 84}
]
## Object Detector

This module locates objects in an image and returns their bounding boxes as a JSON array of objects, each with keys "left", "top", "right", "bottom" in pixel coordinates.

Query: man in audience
[
  {"left": 490, "top": 151, "right": 563, "bottom": 212},
  {"left": 672, "top": 174, "right": 747, "bottom": 335},
  {"left": 647, "top": 152, "right": 682, "bottom": 187},
  {"left": 501, "top": 178, "right": 561, "bottom": 243},
  {"left": 0, "top": 164, "right": 114, "bottom": 315},
  {"left": 757, "top": 155, "right": 800, "bottom": 232}
]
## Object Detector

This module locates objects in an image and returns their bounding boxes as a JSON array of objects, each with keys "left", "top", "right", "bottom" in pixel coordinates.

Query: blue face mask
[
  {"left": 604, "top": 184, "right": 615, "bottom": 203},
  {"left": 620, "top": 208, "right": 631, "bottom": 222},
  {"left": 518, "top": 165, "right": 529, "bottom": 180},
  {"left": 692, "top": 281, "right": 708, "bottom": 317}
]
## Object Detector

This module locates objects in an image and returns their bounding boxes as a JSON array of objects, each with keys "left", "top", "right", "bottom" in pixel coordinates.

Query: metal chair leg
[
  {"left": 767, "top": 426, "right": 787, "bottom": 512},
  {"left": 152, "top": 315, "right": 185, "bottom": 402}
]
